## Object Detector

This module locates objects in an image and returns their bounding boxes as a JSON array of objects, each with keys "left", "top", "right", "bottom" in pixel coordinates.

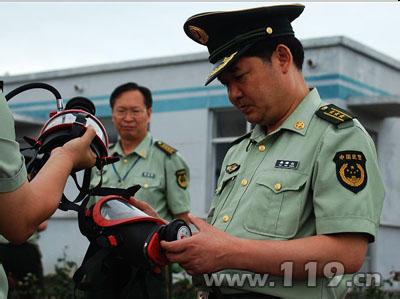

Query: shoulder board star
[
  {"left": 155, "top": 140, "right": 177, "bottom": 156},
  {"left": 316, "top": 104, "right": 355, "bottom": 127},
  {"left": 230, "top": 131, "right": 252, "bottom": 146}
]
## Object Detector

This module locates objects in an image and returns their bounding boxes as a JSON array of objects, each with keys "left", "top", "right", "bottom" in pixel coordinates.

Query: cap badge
[{"left": 188, "top": 26, "right": 209, "bottom": 45}]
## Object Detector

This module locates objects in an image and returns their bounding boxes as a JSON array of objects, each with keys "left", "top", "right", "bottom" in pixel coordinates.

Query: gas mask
[
  {"left": 76, "top": 186, "right": 191, "bottom": 271},
  {"left": 6, "top": 81, "right": 192, "bottom": 291}
]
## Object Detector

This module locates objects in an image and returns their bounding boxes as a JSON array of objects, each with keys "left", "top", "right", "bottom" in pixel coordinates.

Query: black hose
[{"left": 5, "top": 82, "right": 62, "bottom": 102}]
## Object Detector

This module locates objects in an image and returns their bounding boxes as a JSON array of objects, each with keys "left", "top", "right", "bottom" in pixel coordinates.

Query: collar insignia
[{"left": 225, "top": 163, "right": 240, "bottom": 174}]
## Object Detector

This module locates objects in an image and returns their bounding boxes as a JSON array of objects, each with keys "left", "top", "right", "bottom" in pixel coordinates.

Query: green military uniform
[
  {"left": 205, "top": 89, "right": 384, "bottom": 299},
  {"left": 0, "top": 92, "right": 28, "bottom": 299},
  {"left": 90, "top": 132, "right": 190, "bottom": 220}
]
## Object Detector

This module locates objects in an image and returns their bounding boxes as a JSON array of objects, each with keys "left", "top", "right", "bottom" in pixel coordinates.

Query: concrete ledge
[{"left": 348, "top": 95, "right": 400, "bottom": 118}]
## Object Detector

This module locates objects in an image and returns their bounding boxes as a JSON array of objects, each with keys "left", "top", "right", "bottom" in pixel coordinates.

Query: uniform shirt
[
  {"left": 0, "top": 92, "right": 28, "bottom": 299},
  {"left": 90, "top": 133, "right": 190, "bottom": 221},
  {"left": 206, "top": 89, "right": 384, "bottom": 299}
]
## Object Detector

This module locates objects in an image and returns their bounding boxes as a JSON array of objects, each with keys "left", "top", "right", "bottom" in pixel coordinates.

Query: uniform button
[
  {"left": 222, "top": 215, "right": 230, "bottom": 222},
  {"left": 274, "top": 183, "right": 282, "bottom": 191},
  {"left": 240, "top": 179, "right": 248, "bottom": 186},
  {"left": 258, "top": 144, "right": 266, "bottom": 152},
  {"left": 143, "top": 183, "right": 149, "bottom": 188},
  {"left": 123, "top": 159, "right": 128, "bottom": 164},
  {"left": 294, "top": 121, "right": 305, "bottom": 130}
]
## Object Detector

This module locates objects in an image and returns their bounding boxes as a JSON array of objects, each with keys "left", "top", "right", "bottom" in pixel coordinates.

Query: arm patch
[
  {"left": 155, "top": 140, "right": 177, "bottom": 156},
  {"left": 316, "top": 104, "right": 355, "bottom": 127}
]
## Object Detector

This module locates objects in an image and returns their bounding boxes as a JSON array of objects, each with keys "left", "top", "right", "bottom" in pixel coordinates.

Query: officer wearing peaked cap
[{"left": 159, "top": 4, "right": 385, "bottom": 299}]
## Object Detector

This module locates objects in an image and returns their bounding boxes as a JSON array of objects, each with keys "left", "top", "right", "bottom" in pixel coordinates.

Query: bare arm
[
  {"left": 0, "top": 127, "right": 97, "bottom": 243},
  {"left": 161, "top": 214, "right": 368, "bottom": 277}
]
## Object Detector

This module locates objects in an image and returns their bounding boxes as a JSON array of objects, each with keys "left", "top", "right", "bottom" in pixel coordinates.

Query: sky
[{"left": 0, "top": 2, "right": 399, "bottom": 76}]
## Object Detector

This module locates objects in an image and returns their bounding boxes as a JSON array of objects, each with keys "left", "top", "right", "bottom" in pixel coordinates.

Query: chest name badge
[
  {"left": 142, "top": 172, "right": 156, "bottom": 179},
  {"left": 275, "top": 160, "right": 299, "bottom": 169},
  {"left": 225, "top": 163, "right": 240, "bottom": 174},
  {"left": 333, "top": 151, "right": 367, "bottom": 194}
]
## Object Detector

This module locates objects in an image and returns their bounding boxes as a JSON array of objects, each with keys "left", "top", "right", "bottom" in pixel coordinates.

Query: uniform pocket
[
  {"left": 133, "top": 176, "right": 162, "bottom": 190},
  {"left": 244, "top": 170, "right": 308, "bottom": 238}
]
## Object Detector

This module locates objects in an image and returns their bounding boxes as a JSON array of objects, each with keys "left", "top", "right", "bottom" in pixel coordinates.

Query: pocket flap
[
  {"left": 256, "top": 170, "right": 308, "bottom": 193},
  {"left": 215, "top": 172, "right": 237, "bottom": 194},
  {"left": 132, "top": 176, "right": 161, "bottom": 188}
]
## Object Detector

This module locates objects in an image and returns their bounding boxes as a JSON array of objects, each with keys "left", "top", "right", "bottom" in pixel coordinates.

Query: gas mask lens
[{"left": 100, "top": 198, "right": 148, "bottom": 221}]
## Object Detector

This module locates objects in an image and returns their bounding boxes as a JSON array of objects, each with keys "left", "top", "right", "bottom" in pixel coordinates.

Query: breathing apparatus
[{"left": 5, "top": 81, "right": 192, "bottom": 291}]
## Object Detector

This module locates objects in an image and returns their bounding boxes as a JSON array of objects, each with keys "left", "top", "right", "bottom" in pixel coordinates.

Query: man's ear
[{"left": 274, "top": 44, "right": 292, "bottom": 74}]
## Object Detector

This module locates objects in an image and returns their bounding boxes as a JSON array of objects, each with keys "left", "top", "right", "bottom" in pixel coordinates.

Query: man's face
[
  {"left": 218, "top": 55, "right": 290, "bottom": 127},
  {"left": 111, "top": 90, "right": 152, "bottom": 141}
]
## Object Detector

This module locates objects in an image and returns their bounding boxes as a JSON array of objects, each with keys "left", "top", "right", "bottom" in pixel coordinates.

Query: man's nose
[
  {"left": 227, "top": 83, "right": 243, "bottom": 102},
  {"left": 123, "top": 113, "right": 135, "bottom": 121}
]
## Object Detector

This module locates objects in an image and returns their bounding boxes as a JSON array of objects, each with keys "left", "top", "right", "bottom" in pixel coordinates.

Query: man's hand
[
  {"left": 130, "top": 197, "right": 162, "bottom": 219},
  {"left": 160, "top": 214, "right": 236, "bottom": 275}
]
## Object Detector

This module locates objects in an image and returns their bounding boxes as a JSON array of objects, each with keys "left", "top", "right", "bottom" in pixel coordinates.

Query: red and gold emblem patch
[
  {"left": 333, "top": 151, "right": 367, "bottom": 194},
  {"left": 175, "top": 169, "right": 188, "bottom": 189}
]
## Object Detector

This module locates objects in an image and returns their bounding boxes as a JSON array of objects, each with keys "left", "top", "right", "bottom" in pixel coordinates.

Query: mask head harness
[{"left": 6, "top": 82, "right": 192, "bottom": 292}]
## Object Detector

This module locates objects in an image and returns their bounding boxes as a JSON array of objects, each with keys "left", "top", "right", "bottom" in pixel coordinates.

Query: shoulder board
[
  {"left": 155, "top": 141, "right": 177, "bottom": 156},
  {"left": 230, "top": 131, "right": 252, "bottom": 146},
  {"left": 315, "top": 104, "right": 355, "bottom": 127}
]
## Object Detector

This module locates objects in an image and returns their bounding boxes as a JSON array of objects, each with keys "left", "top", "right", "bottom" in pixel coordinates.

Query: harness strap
[
  {"left": 73, "top": 246, "right": 112, "bottom": 291},
  {"left": 89, "top": 184, "right": 141, "bottom": 199}
]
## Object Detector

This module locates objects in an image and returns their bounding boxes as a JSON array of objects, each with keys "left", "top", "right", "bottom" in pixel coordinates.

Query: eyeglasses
[{"left": 114, "top": 108, "right": 147, "bottom": 118}]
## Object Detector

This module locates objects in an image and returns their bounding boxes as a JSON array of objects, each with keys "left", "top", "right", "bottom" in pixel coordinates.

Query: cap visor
[{"left": 204, "top": 43, "right": 253, "bottom": 86}]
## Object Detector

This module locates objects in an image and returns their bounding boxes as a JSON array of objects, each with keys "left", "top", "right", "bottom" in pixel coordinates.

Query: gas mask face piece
[{"left": 79, "top": 194, "right": 192, "bottom": 271}]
